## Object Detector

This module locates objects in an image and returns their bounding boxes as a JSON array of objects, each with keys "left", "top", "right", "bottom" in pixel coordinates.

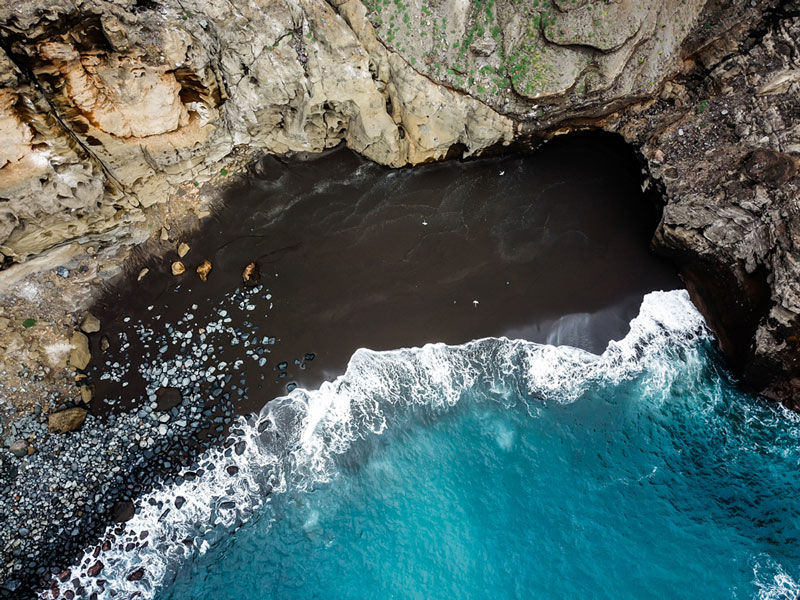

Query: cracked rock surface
[{"left": 612, "top": 4, "right": 800, "bottom": 407}]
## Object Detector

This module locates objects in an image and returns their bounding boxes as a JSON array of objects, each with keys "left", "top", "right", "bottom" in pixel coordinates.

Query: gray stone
[{"left": 9, "top": 441, "right": 27, "bottom": 458}]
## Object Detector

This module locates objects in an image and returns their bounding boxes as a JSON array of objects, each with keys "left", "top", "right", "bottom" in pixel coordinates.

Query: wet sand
[{"left": 88, "top": 132, "right": 680, "bottom": 419}]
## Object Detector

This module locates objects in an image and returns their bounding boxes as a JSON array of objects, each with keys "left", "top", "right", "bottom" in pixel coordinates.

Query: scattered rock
[
  {"left": 177, "top": 242, "right": 190, "bottom": 257},
  {"left": 196, "top": 260, "right": 212, "bottom": 282},
  {"left": 155, "top": 387, "right": 183, "bottom": 411},
  {"left": 126, "top": 567, "right": 145, "bottom": 582},
  {"left": 80, "top": 313, "right": 101, "bottom": 334},
  {"left": 69, "top": 332, "right": 91, "bottom": 370},
  {"left": 171, "top": 261, "right": 186, "bottom": 276},
  {"left": 47, "top": 407, "right": 87, "bottom": 433},
  {"left": 112, "top": 501, "right": 135, "bottom": 523},
  {"left": 87, "top": 561, "right": 103, "bottom": 577},
  {"left": 79, "top": 385, "right": 93, "bottom": 404},
  {"left": 743, "top": 148, "right": 797, "bottom": 188},
  {"left": 99, "top": 335, "right": 110, "bottom": 352},
  {"left": 9, "top": 440, "right": 27, "bottom": 457},
  {"left": 242, "top": 261, "right": 260, "bottom": 287},
  {"left": 160, "top": 227, "right": 169, "bottom": 241}
]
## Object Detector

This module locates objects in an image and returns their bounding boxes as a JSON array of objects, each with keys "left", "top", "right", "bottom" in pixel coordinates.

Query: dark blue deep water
[
  {"left": 147, "top": 293, "right": 800, "bottom": 600},
  {"left": 60, "top": 291, "right": 800, "bottom": 599}
]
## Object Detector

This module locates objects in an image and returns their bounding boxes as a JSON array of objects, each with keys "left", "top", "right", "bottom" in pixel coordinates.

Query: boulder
[
  {"left": 155, "top": 387, "right": 182, "bottom": 411},
  {"left": 68, "top": 332, "right": 90, "bottom": 370},
  {"left": 9, "top": 440, "right": 27, "bottom": 457},
  {"left": 87, "top": 561, "right": 103, "bottom": 577},
  {"left": 112, "top": 500, "right": 135, "bottom": 523},
  {"left": 47, "top": 407, "right": 87, "bottom": 433},
  {"left": 79, "top": 384, "right": 93, "bottom": 404},
  {"left": 171, "top": 261, "right": 185, "bottom": 275},
  {"left": 80, "top": 313, "right": 100, "bottom": 334},
  {"left": 242, "top": 262, "right": 260, "bottom": 287},
  {"left": 196, "top": 260, "right": 212, "bottom": 282}
]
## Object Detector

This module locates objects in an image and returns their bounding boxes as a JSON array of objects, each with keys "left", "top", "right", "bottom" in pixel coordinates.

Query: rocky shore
[{"left": 0, "top": 0, "right": 798, "bottom": 597}]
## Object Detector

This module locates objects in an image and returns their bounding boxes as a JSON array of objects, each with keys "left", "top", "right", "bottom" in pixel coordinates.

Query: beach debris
[
  {"left": 160, "top": 227, "right": 169, "bottom": 241},
  {"left": 171, "top": 261, "right": 186, "bottom": 276},
  {"left": 137, "top": 267, "right": 150, "bottom": 281},
  {"left": 197, "top": 260, "right": 212, "bottom": 282},
  {"left": 473, "top": 300, "right": 479, "bottom": 307},
  {"left": 81, "top": 313, "right": 101, "bottom": 334},
  {"left": 22, "top": 317, "right": 36, "bottom": 328},
  {"left": 56, "top": 266, "right": 69, "bottom": 278},
  {"left": 100, "top": 335, "right": 110, "bottom": 352},
  {"left": 69, "top": 331, "right": 91, "bottom": 369},
  {"left": 242, "top": 261, "right": 260, "bottom": 287},
  {"left": 422, "top": 219, "right": 428, "bottom": 226},
  {"left": 177, "top": 242, "right": 190, "bottom": 257},
  {"left": 47, "top": 407, "right": 87, "bottom": 433}
]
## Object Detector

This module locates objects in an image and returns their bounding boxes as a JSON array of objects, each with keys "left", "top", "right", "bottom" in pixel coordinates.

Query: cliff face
[
  {"left": 0, "top": 0, "right": 798, "bottom": 405},
  {"left": 636, "top": 8, "right": 800, "bottom": 408},
  {"left": 0, "top": 0, "right": 712, "bottom": 263}
]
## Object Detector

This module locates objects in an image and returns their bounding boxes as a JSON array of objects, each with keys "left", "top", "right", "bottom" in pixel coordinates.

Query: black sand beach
[
  {"left": 89, "top": 132, "right": 680, "bottom": 419},
  {"left": 0, "top": 131, "right": 683, "bottom": 599}
]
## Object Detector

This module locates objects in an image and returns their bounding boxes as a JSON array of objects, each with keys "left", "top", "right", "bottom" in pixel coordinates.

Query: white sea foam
[
  {"left": 753, "top": 555, "right": 800, "bottom": 600},
  {"left": 42, "top": 289, "right": 709, "bottom": 598}
]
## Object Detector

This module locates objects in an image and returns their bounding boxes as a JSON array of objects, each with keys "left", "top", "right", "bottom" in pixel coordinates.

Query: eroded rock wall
[
  {"left": 0, "top": 0, "right": 716, "bottom": 264},
  {"left": 0, "top": 0, "right": 798, "bottom": 407},
  {"left": 623, "top": 7, "right": 800, "bottom": 407}
]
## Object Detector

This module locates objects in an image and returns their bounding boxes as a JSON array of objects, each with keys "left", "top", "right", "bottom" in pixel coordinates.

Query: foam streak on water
[{"left": 42, "top": 291, "right": 798, "bottom": 599}]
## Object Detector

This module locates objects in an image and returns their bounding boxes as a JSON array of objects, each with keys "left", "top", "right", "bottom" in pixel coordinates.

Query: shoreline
[
  {"left": 1, "top": 132, "right": 680, "bottom": 597},
  {"left": 43, "top": 289, "right": 716, "bottom": 598}
]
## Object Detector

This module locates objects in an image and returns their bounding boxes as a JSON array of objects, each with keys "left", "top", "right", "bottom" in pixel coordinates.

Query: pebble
[{"left": 1, "top": 276, "right": 287, "bottom": 597}]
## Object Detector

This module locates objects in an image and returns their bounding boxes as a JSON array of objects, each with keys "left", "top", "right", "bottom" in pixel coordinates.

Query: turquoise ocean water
[{"left": 56, "top": 291, "right": 800, "bottom": 599}]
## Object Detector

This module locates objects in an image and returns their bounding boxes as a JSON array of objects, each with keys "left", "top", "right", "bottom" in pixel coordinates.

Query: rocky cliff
[{"left": 0, "top": 1, "right": 798, "bottom": 401}]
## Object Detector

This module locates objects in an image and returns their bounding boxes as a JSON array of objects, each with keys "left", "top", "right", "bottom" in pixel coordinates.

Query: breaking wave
[{"left": 40, "top": 290, "right": 722, "bottom": 598}]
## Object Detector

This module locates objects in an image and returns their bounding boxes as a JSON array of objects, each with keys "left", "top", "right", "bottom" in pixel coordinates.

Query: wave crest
[{"left": 41, "top": 290, "right": 708, "bottom": 598}]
